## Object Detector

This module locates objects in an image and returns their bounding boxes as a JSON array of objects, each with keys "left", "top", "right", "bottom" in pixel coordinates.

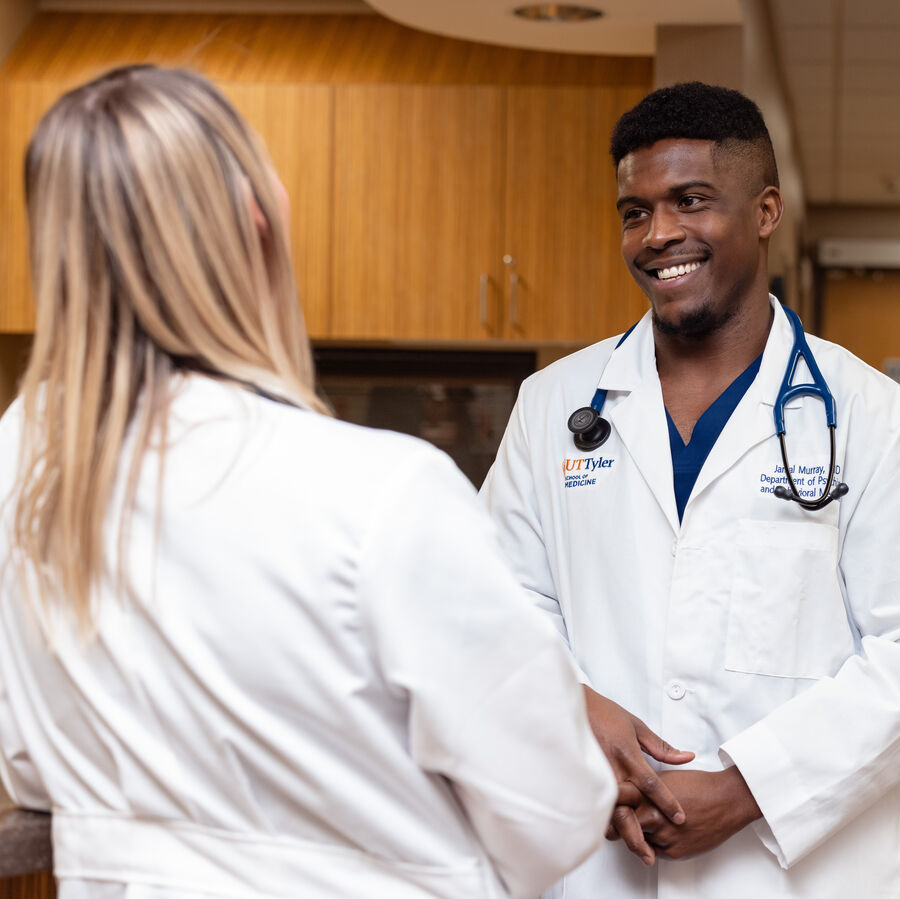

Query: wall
[
  {"left": 0, "top": 0, "right": 35, "bottom": 62},
  {"left": 820, "top": 270, "right": 900, "bottom": 372},
  {"left": 655, "top": 9, "right": 808, "bottom": 316}
]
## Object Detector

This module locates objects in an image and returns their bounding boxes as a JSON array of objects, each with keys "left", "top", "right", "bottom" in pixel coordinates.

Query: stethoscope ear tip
[{"left": 774, "top": 481, "right": 849, "bottom": 508}]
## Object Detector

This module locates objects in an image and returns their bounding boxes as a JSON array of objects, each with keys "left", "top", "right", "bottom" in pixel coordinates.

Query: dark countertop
[{"left": 0, "top": 808, "right": 52, "bottom": 878}]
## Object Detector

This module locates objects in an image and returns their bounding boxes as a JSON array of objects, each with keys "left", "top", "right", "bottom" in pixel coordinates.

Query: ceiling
[
  {"left": 362, "top": 0, "right": 741, "bottom": 56},
  {"left": 36, "top": 0, "right": 900, "bottom": 208},
  {"left": 769, "top": 0, "right": 900, "bottom": 207}
]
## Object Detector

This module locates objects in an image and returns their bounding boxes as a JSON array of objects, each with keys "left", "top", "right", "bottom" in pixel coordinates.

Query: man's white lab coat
[{"left": 481, "top": 299, "right": 900, "bottom": 898}]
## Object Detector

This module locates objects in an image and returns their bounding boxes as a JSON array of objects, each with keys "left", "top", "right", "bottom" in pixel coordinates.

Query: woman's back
[{"left": 0, "top": 374, "right": 615, "bottom": 898}]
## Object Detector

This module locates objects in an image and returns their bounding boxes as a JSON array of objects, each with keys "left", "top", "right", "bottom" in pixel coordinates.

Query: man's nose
[{"left": 642, "top": 207, "right": 685, "bottom": 249}]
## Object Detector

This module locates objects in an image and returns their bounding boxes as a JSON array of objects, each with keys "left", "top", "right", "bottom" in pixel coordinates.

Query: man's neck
[{"left": 655, "top": 295, "right": 773, "bottom": 444}]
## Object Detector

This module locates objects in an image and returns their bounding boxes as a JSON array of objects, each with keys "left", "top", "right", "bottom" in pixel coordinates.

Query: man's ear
[{"left": 758, "top": 186, "right": 783, "bottom": 240}]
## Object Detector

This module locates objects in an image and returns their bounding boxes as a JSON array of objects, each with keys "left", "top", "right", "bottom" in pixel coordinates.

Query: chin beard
[{"left": 652, "top": 303, "right": 733, "bottom": 340}]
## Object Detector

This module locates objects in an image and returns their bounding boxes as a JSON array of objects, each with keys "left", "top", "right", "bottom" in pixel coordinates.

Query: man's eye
[
  {"left": 679, "top": 195, "right": 703, "bottom": 208},
  {"left": 621, "top": 208, "right": 645, "bottom": 222}
]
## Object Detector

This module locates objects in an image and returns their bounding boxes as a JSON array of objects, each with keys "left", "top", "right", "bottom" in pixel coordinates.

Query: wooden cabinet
[
  {"left": 0, "top": 12, "right": 653, "bottom": 344},
  {"left": 331, "top": 85, "right": 507, "bottom": 340},
  {"left": 503, "top": 86, "right": 650, "bottom": 342},
  {"left": 0, "top": 82, "right": 61, "bottom": 332},
  {"left": 329, "top": 84, "right": 650, "bottom": 343}
]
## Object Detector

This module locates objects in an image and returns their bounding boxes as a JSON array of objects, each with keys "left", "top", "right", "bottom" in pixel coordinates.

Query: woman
[{"left": 0, "top": 66, "right": 614, "bottom": 898}]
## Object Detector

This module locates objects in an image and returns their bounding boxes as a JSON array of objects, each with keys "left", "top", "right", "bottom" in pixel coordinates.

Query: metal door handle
[
  {"left": 508, "top": 272, "right": 519, "bottom": 329},
  {"left": 479, "top": 273, "right": 489, "bottom": 327}
]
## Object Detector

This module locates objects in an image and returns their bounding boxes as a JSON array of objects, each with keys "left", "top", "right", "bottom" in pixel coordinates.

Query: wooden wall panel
[
  {"left": 1, "top": 13, "right": 653, "bottom": 87},
  {"left": 820, "top": 271, "right": 900, "bottom": 371},
  {"left": 0, "top": 81, "right": 63, "bottom": 331}
]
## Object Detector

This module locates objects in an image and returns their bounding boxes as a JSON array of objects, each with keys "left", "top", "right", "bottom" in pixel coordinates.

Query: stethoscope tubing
[{"left": 568, "top": 305, "right": 849, "bottom": 511}]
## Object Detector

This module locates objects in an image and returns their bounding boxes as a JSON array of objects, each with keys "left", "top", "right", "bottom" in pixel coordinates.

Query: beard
[{"left": 651, "top": 299, "right": 735, "bottom": 340}]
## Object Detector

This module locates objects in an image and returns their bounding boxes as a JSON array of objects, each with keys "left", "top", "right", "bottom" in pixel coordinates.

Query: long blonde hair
[{"left": 14, "top": 65, "right": 327, "bottom": 629}]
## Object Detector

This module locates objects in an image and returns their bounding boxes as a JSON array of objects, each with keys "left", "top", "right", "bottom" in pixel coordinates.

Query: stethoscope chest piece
[{"left": 568, "top": 407, "right": 611, "bottom": 452}]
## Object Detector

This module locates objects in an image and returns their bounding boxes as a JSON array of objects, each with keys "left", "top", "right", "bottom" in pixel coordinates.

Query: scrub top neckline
[{"left": 666, "top": 353, "right": 763, "bottom": 521}]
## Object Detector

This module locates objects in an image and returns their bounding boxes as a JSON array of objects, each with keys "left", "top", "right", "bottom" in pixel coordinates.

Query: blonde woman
[{"left": 0, "top": 66, "right": 615, "bottom": 898}]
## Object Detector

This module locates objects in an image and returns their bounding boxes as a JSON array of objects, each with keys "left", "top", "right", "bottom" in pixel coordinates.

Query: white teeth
[{"left": 657, "top": 261, "right": 702, "bottom": 280}]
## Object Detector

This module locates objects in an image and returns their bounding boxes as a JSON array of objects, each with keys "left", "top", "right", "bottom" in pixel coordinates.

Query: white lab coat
[
  {"left": 0, "top": 374, "right": 616, "bottom": 899},
  {"left": 481, "top": 298, "right": 900, "bottom": 899}
]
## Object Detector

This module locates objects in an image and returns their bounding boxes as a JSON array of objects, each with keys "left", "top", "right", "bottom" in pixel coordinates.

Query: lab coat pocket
[{"left": 725, "top": 519, "right": 846, "bottom": 679}]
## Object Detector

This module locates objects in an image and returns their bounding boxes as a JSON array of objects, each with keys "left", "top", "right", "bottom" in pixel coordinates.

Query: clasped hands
[{"left": 583, "top": 686, "right": 761, "bottom": 866}]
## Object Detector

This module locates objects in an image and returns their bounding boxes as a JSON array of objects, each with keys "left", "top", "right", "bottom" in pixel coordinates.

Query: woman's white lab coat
[
  {"left": 481, "top": 299, "right": 900, "bottom": 899},
  {"left": 0, "top": 375, "right": 615, "bottom": 899}
]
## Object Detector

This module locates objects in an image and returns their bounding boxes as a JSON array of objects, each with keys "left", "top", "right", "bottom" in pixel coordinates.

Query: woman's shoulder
[{"left": 173, "top": 375, "right": 463, "bottom": 500}]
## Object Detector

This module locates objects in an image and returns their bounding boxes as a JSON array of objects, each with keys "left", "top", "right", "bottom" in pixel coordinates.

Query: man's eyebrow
[{"left": 616, "top": 180, "right": 718, "bottom": 212}]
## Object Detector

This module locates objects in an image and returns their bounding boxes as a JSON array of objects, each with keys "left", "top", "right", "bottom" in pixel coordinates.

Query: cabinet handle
[
  {"left": 508, "top": 272, "right": 519, "bottom": 329},
  {"left": 503, "top": 255, "right": 519, "bottom": 330},
  {"left": 479, "top": 273, "right": 489, "bottom": 327}
]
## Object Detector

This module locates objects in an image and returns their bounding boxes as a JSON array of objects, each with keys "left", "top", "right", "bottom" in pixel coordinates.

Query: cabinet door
[
  {"left": 222, "top": 84, "right": 332, "bottom": 339},
  {"left": 0, "top": 82, "right": 62, "bottom": 332},
  {"left": 331, "top": 85, "right": 506, "bottom": 340},
  {"left": 0, "top": 82, "right": 333, "bottom": 338},
  {"left": 503, "top": 86, "right": 649, "bottom": 343}
]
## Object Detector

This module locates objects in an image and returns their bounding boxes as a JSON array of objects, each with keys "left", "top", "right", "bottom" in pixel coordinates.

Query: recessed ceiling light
[{"left": 513, "top": 4, "right": 604, "bottom": 22}]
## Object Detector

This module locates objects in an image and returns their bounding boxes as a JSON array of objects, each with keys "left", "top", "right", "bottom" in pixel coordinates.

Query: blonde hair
[{"left": 14, "top": 65, "right": 328, "bottom": 629}]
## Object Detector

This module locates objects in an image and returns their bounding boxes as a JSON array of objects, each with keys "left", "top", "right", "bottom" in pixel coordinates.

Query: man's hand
[
  {"left": 616, "top": 768, "right": 762, "bottom": 862},
  {"left": 583, "top": 686, "right": 695, "bottom": 866}
]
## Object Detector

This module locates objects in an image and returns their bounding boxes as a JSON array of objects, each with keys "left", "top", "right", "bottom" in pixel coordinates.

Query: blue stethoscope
[{"left": 567, "top": 306, "right": 849, "bottom": 511}]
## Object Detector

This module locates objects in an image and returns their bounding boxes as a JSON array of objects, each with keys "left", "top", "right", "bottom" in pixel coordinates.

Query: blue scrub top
[{"left": 666, "top": 354, "right": 763, "bottom": 522}]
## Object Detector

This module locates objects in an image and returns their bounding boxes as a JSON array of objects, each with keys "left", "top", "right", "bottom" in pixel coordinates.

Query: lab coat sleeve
[
  {"left": 0, "top": 668, "right": 49, "bottom": 810},
  {"left": 479, "top": 392, "right": 575, "bottom": 652},
  {"left": 721, "top": 430, "right": 900, "bottom": 869},
  {"left": 357, "top": 447, "right": 615, "bottom": 899}
]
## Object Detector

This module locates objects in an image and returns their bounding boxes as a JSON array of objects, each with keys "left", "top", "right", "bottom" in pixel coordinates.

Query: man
[{"left": 480, "top": 82, "right": 900, "bottom": 898}]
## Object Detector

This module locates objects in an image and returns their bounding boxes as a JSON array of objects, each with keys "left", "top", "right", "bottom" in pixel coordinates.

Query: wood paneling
[
  {"left": 0, "top": 81, "right": 62, "bottom": 331},
  {"left": 0, "top": 872, "right": 55, "bottom": 899},
  {"left": 1, "top": 13, "right": 652, "bottom": 86},
  {"left": 0, "top": 12, "right": 653, "bottom": 341},
  {"left": 331, "top": 85, "right": 506, "bottom": 340},
  {"left": 503, "top": 86, "right": 649, "bottom": 342},
  {"left": 820, "top": 270, "right": 900, "bottom": 371}
]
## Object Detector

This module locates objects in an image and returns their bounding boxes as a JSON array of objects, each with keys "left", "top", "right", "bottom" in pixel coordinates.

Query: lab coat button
[
  {"left": 670, "top": 541, "right": 678, "bottom": 557},
  {"left": 665, "top": 680, "right": 686, "bottom": 700}
]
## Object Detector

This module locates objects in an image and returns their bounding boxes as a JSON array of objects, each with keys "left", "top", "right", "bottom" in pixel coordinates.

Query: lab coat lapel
[
  {"left": 688, "top": 298, "right": 796, "bottom": 507},
  {"left": 600, "top": 315, "right": 681, "bottom": 534}
]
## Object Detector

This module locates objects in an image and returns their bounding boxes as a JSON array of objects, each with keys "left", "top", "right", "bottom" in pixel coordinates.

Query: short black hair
[{"left": 610, "top": 81, "right": 779, "bottom": 189}]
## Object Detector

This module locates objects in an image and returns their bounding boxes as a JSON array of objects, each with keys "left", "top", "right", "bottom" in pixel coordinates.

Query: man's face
[{"left": 616, "top": 138, "right": 777, "bottom": 339}]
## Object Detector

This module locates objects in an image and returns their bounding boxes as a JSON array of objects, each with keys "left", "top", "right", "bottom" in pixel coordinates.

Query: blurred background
[{"left": 1, "top": 0, "right": 899, "bottom": 482}]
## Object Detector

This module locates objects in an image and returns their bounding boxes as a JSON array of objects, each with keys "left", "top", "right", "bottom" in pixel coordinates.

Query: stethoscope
[{"left": 567, "top": 306, "right": 849, "bottom": 511}]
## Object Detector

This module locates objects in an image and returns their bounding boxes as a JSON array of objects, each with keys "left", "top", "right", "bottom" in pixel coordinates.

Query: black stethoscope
[{"left": 567, "top": 306, "right": 849, "bottom": 511}]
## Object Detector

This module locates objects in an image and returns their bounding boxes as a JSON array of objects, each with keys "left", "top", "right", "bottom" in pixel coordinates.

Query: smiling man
[{"left": 481, "top": 83, "right": 900, "bottom": 899}]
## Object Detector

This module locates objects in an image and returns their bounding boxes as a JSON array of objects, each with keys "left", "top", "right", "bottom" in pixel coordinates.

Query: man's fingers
[
  {"left": 636, "top": 724, "right": 695, "bottom": 766},
  {"left": 617, "top": 782, "right": 642, "bottom": 807},
  {"left": 635, "top": 804, "right": 666, "bottom": 833},
  {"left": 627, "top": 767, "right": 686, "bottom": 826},
  {"left": 611, "top": 805, "right": 655, "bottom": 867}
]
